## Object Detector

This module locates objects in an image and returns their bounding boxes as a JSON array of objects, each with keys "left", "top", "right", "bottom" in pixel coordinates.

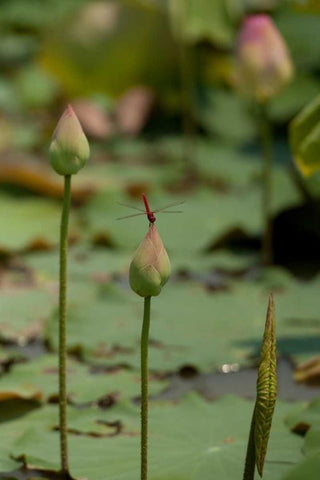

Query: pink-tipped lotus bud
[
  {"left": 236, "top": 14, "right": 294, "bottom": 103},
  {"left": 129, "top": 225, "right": 171, "bottom": 297},
  {"left": 49, "top": 105, "right": 90, "bottom": 175}
]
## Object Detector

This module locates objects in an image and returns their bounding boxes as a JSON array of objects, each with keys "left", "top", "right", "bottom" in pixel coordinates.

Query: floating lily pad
[
  {"left": 0, "top": 399, "right": 39, "bottom": 472},
  {"left": 86, "top": 162, "right": 173, "bottom": 191},
  {"left": 46, "top": 275, "right": 320, "bottom": 372},
  {"left": 11, "top": 394, "right": 303, "bottom": 480},
  {"left": 86, "top": 189, "right": 257, "bottom": 252},
  {"left": 0, "top": 422, "right": 23, "bottom": 473},
  {"left": 0, "top": 195, "right": 79, "bottom": 252},
  {"left": 194, "top": 142, "right": 260, "bottom": 187},
  {"left": 305, "top": 426, "right": 320, "bottom": 457},
  {"left": 23, "top": 246, "right": 130, "bottom": 282},
  {"left": 171, "top": 249, "right": 258, "bottom": 274},
  {"left": 0, "top": 354, "right": 168, "bottom": 404},
  {"left": 0, "top": 287, "right": 53, "bottom": 344},
  {"left": 45, "top": 281, "right": 138, "bottom": 354},
  {"left": 198, "top": 90, "right": 257, "bottom": 144},
  {"left": 283, "top": 397, "right": 320, "bottom": 480},
  {"left": 1, "top": 402, "right": 117, "bottom": 438},
  {"left": 284, "top": 455, "right": 320, "bottom": 480},
  {"left": 285, "top": 397, "right": 320, "bottom": 433},
  {"left": 0, "top": 397, "right": 131, "bottom": 472},
  {"left": 84, "top": 171, "right": 301, "bottom": 253}
]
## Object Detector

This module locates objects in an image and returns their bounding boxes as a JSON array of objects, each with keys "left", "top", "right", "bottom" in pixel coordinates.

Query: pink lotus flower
[{"left": 236, "top": 14, "right": 294, "bottom": 102}]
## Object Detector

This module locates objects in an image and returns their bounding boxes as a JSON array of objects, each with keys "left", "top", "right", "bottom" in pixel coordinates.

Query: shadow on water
[
  {"left": 238, "top": 335, "right": 320, "bottom": 359},
  {"left": 156, "top": 357, "right": 320, "bottom": 402}
]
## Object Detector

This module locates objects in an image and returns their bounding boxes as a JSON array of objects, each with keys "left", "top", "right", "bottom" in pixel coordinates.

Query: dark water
[{"left": 157, "top": 357, "right": 320, "bottom": 402}]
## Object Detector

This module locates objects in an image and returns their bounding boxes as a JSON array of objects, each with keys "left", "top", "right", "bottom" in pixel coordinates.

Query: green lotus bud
[
  {"left": 49, "top": 104, "right": 90, "bottom": 175},
  {"left": 129, "top": 224, "right": 170, "bottom": 297}
]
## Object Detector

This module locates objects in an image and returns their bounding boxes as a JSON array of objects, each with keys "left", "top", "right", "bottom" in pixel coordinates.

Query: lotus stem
[
  {"left": 243, "top": 406, "right": 256, "bottom": 480},
  {"left": 141, "top": 296, "right": 151, "bottom": 480},
  {"left": 260, "top": 103, "right": 274, "bottom": 265},
  {"left": 59, "top": 174, "right": 71, "bottom": 475}
]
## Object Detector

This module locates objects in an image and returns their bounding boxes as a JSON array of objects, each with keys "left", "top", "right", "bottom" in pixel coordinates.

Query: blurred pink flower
[
  {"left": 236, "top": 14, "right": 294, "bottom": 102},
  {"left": 116, "top": 86, "right": 155, "bottom": 136}
]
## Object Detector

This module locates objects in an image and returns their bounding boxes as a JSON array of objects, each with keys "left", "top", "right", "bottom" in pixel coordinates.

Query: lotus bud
[
  {"left": 236, "top": 14, "right": 294, "bottom": 103},
  {"left": 49, "top": 104, "right": 90, "bottom": 175},
  {"left": 130, "top": 224, "right": 171, "bottom": 297}
]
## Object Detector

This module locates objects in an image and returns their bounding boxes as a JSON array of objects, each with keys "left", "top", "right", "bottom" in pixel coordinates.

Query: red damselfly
[{"left": 117, "top": 193, "right": 184, "bottom": 224}]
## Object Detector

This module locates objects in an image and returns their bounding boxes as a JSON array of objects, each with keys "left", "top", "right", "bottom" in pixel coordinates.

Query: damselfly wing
[{"left": 117, "top": 194, "right": 184, "bottom": 224}]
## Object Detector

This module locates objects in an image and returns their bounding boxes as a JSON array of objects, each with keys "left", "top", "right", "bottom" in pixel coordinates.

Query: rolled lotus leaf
[{"left": 255, "top": 293, "right": 277, "bottom": 477}]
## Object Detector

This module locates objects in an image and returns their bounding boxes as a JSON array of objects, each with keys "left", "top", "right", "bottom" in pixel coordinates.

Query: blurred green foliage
[
  {"left": 290, "top": 94, "right": 320, "bottom": 177},
  {"left": 0, "top": 2, "right": 319, "bottom": 479},
  {"left": 0, "top": 0, "right": 318, "bottom": 122}
]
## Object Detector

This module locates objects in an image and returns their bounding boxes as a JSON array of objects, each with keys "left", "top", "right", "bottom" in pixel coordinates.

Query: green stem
[
  {"left": 260, "top": 103, "right": 273, "bottom": 265},
  {"left": 176, "top": 39, "right": 196, "bottom": 175},
  {"left": 141, "top": 296, "right": 151, "bottom": 480},
  {"left": 59, "top": 174, "right": 71, "bottom": 475},
  {"left": 243, "top": 405, "right": 256, "bottom": 480},
  {"left": 167, "top": 1, "right": 196, "bottom": 176}
]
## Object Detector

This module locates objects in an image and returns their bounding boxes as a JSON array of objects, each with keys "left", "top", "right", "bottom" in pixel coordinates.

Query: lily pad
[
  {"left": 285, "top": 397, "right": 320, "bottom": 433},
  {"left": 0, "top": 399, "right": 39, "bottom": 472},
  {"left": 85, "top": 188, "right": 262, "bottom": 252},
  {"left": 0, "top": 402, "right": 117, "bottom": 438},
  {"left": 171, "top": 249, "right": 258, "bottom": 274},
  {"left": 305, "top": 427, "right": 320, "bottom": 457},
  {"left": 85, "top": 177, "right": 300, "bottom": 255},
  {"left": 23, "top": 246, "right": 130, "bottom": 282},
  {"left": 46, "top": 276, "right": 320, "bottom": 372},
  {"left": 0, "top": 287, "right": 53, "bottom": 344},
  {"left": 198, "top": 90, "right": 257, "bottom": 144},
  {"left": 284, "top": 455, "right": 320, "bottom": 480},
  {"left": 194, "top": 141, "right": 261, "bottom": 188},
  {"left": 24, "top": 245, "right": 257, "bottom": 279},
  {"left": 0, "top": 195, "right": 79, "bottom": 252},
  {"left": 283, "top": 400, "right": 320, "bottom": 480},
  {"left": 0, "top": 397, "right": 133, "bottom": 472},
  {"left": 0, "top": 354, "right": 168, "bottom": 404},
  {"left": 11, "top": 394, "right": 303, "bottom": 480}
]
